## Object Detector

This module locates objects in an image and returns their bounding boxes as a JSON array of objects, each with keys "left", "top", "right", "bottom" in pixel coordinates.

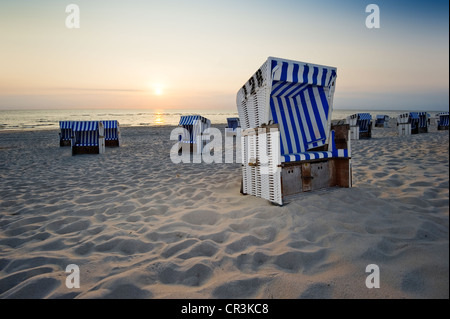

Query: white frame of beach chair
[
  {"left": 178, "top": 115, "right": 211, "bottom": 154},
  {"left": 237, "top": 57, "right": 351, "bottom": 206},
  {"left": 102, "top": 120, "right": 121, "bottom": 147},
  {"left": 437, "top": 112, "right": 449, "bottom": 131},
  {"left": 59, "top": 121, "right": 73, "bottom": 146},
  {"left": 71, "top": 121, "right": 105, "bottom": 155}
]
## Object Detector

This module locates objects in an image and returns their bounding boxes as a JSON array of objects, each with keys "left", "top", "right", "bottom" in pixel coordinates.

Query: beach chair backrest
[{"left": 237, "top": 57, "right": 337, "bottom": 156}]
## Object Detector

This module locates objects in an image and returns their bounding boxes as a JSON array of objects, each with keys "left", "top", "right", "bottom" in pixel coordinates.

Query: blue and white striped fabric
[
  {"left": 179, "top": 115, "right": 205, "bottom": 126},
  {"left": 269, "top": 60, "right": 336, "bottom": 156},
  {"left": 227, "top": 117, "right": 240, "bottom": 130},
  {"left": 72, "top": 121, "right": 99, "bottom": 146},
  {"left": 72, "top": 121, "right": 98, "bottom": 131},
  {"left": 179, "top": 115, "right": 210, "bottom": 144},
  {"left": 59, "top": 121, "right": 73, "bottom": 140},
  {"left": 102, "top": 120, "right": 118, "bottom": 141},
  {"left": 438, "top": 112, "right": 449, "bottom": 127},
  {"left": 357, "top": 113, "right": 372, "bottom": 132},
  {"left": 265, "top": 58, "right": 345, "bottom": 162},
  {"left": 418, "top": 112, "right": 428, "bottom": 128}
]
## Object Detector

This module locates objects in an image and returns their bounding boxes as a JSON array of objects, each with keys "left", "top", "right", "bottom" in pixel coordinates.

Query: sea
[{"left": 0, "top": 109, "right": 442, "bottom": 132}]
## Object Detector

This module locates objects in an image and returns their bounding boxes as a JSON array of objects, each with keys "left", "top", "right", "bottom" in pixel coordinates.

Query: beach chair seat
[
  {"left": 59, "top": 121, "right": 73, "bottom": 146},
  {"left": 71, "top": 121, "right": 105, "bottom": 155},
  {"left": 237, "top": 57, "right": 351, "bottom": 205}
]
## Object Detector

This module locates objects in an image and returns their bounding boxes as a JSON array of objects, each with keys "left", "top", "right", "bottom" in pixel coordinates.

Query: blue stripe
[
  {"left": 285, "top": 97, "right": 301, "bottom": 153},
  {"left": 318, "top": 86, "right": 329, "bottom": 122},
  {"left": 280, "top": 62, "right": 288, "bottom": 81},
  {"left": 297, "top": 92, "right": 311, "bottom": 152},
  {"left": 312, "top": 67, "right": 319, "bottom": 85},
  {"left": 302, "top": 65, "right": 309, "bottom": 84},
  {"left": 320, "top": 69, "right": 328, "bottom": 87},
  {"left": 278, "top": 97, "right": 293, "bottom": 154},
  {"left": 308, "top": 87, "right": 326, "bottom": 142},
  {"left": 292, "top": 64, "right": 299, "bottom": 83}
]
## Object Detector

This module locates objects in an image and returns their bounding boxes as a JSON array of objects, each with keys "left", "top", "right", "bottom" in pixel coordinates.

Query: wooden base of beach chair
[
  {"left": 438, "top": 126, "right": 449, "bottom": 131},
  {"left": 418, "top": 127, "right": 428, "bottom": 134},
  {"left": 331, "top": 124, "right": 350, "bottom": 149},
  {"left": 280, "top": 158, "right": 351, "bottom": 197},
  {"left": 72, "top": 146, "right": 100, "bottom": 155},
  {"left": 105, "top": 140, "right": 120, "bottom": 147},
  {"left": 60, "top": 140, "right": 71, "bottom": 147}
]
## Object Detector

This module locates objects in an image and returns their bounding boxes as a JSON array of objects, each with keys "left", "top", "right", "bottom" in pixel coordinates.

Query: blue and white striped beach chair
[
  {"left": 397, "top": 112, "right": 428, "bottom": 135},
  {"left": 437, "top": 112, "right": 449, "bottom": 130},
  {"left": 102, "top": 120, "right": 121, "bottom": 147},
  {"left": 178, "top": 115, "right": 211, "bottom": 153},
  {"left": 71, "top": 121, "right": 105, "bottom": 155},
  {"left": 375, "top": 115, "right": 389, "bottom": 128},
  {"left": 225, "top": 117, "right": 241, "bottom": 137},
  {"left": 236, "top": 57, "right": 351, "bottom": 205},
  {"left": 59, "top": 121, "right": 73, "bottom": 146},
  {"left": 346, "top": 113, "right": 372, "bottom": 139}
]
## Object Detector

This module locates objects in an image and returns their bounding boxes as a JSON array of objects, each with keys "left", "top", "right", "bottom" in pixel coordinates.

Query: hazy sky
[{"left": 0, "top": 0, "right": 448, "bottom": 111}]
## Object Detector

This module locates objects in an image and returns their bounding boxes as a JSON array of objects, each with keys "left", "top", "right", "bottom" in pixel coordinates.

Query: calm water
[{"left": 0, "top": 108, "right": 441, "bottom": 131}]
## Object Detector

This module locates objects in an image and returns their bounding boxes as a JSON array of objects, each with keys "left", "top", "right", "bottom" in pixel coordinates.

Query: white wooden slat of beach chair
[
  {"left": 59, "top": 121, "right": 73, "bottom": 146},
  {"left": 71, "top": 121, "right": 105, "bottom": 155},
  {"left": 397, "top": 112, "right": 412, "bottom": 136},
  {"left": 437, "top": 112, "right": 449, "bottom": 130},
  {"left": 237, "top": 57, "right": 351, "bottom": 206}
]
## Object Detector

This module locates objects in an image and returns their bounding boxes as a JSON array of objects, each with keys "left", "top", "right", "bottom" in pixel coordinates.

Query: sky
[{"left": 0, "top": 0, "right": 448, "bottom": 111}]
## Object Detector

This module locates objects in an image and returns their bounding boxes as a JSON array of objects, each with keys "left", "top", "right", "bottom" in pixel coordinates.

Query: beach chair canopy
[
  {"left": 237, "top": 57, "right": 337, "bottom": 160},
  {"left": 226, "top": 117, "right": 240, "bottom": 130},
  {"left": 72, "top": 121, "right": 99, "bottom": 131}
]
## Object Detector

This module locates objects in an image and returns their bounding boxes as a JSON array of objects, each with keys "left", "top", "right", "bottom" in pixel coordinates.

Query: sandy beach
[{"left": 0, "top": 122, "right": 448, "bottom": 299}]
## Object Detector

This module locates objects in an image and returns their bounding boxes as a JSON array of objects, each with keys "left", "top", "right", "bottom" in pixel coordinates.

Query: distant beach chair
[
  {"left": 237, "top": 57, "right": 351, "bottom": 206},
  {"left": 225, "top": 117, "right": 241, "bottom": 136},
  {"left": 346, "top": 113, "right": 372, "bottom": 139},
  {"left": 437, "top": 112, "right": 449, "bottom": 130},
  {"left": 375, "top": 115, "right": 389, "bottom": 128},
  {"left": 59, "top": 121, "right": 73, "bottom": 146},
  {"left": 397, "top": 112, "right": 428, "bottom": 135},
  {"left": 71, "top": 121, "right": 105, "bottom": 155},
  {"left": 102, "top": 120, "right": 121, "bottom": 147},
  {"left": 178, "top": 115, "right": 211, "bottom": 153}
]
